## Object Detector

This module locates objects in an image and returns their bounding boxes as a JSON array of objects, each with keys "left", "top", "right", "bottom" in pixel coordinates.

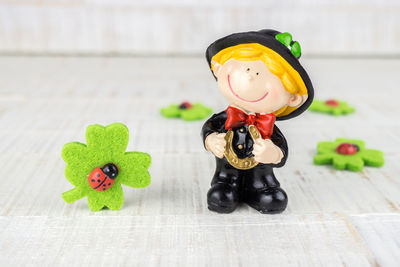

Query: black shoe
[
  {"left": 243, "top": 187, "right": 288, "bottom": 214},
  {"left": 207, "top": 183, "right": 239, "bottom": 213}
]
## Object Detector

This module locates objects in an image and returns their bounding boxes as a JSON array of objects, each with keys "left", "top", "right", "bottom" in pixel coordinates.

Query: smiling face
[{"left": 213, "top": 59, "right": 304, "bottom": 114}]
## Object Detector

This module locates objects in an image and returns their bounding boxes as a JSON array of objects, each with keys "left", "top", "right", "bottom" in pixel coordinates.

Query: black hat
[{"left": 205, "top": 29, "right": 314, "bottom": 121}]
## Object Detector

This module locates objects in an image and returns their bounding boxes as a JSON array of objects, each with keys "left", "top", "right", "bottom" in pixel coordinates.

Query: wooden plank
[
  {"left": 0, "top": 1, "right": 399, "bottom": 55},
  {"left": 0, "top": 214, "right": 378, "bottom": 267}
]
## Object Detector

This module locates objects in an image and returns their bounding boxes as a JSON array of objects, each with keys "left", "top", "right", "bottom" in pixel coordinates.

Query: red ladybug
[
  {"left": 335, "top": 143, "right": 359, "bottom": 155},
  {"left": 325, "top": 99, "right": 339, "bottom": 107},
  {"left": 179, "top": 101, "right": 193, "bottom": 109},
  {"left": 88, "top": 163, "right": 119, "bottom": 191}
]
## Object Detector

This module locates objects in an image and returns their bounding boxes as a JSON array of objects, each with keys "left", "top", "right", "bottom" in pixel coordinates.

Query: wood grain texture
[
  {"left": 0, "top": 214, "right": 378, "bottom": 267},
  {"left": 0, "top": 56, "right": 399, "bottom": 266},
  {"left": 0, "top": 0, "right": 399, "bottom": 55},
  {"left": 351, "top": 215, "right": 400, "bottom": 267}
]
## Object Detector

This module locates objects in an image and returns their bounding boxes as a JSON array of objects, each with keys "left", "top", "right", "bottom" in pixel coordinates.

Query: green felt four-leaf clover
[
  {"left": 314, "top": 138, "right": 384, "bottom": 172},
  {"left": 62, "top": 123, "right": 151, "bottom": 211},
  {"left": 309, "top": 99, "right": 355, "bottom": 116},
  {"left": 160, "top": 102, "right": 212, "bottom": 121}
]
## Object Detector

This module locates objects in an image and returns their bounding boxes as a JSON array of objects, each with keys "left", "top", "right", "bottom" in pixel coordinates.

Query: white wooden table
[{"left": 0, "top": 56, "right": 399, "bottom": 266}]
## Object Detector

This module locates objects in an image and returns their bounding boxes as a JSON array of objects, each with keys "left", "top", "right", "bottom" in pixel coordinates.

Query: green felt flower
[
  {"left": 61, "top": 123, "right": 151, "bottom": 211},
  {"left": 309, "top": 99, "right": 355, "bottom": 116},
  {"left": 314, "top": 138, "right": 384, "bottom": 172},
  {"left": 160, "top": 102, "right": 212, "bottom": 121}
]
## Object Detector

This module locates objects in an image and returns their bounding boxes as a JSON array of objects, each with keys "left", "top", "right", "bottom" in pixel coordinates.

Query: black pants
[
  {"left": 211, "top": 157, "right": 281, "bottom": 195},
  {"left": 208, "top": 157, "right": 288, "bottom": 213}
]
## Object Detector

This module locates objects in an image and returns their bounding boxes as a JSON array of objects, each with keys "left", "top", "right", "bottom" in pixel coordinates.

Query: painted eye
[
  {"left": 246, "top": 68, "right": 250, "bottom": 72},
  {"left": 256, "top": 72, "right": 259, "bottom": 75}
]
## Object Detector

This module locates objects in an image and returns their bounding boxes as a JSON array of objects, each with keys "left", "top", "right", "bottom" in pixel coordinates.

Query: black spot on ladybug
[
  {"left": 97, "top": 179, "right": 100, "bottom": 182},
  {"left": 102, "top": 163, "right": 119, "bottom": 180},
  {"left": 103, "top": 184, "right": 106, "bottom": 187},
  {"left": 103, "top": 188, "right": 105, "bottom": 191},
  {"left": 108, "top": 183, "right": 111, "bottom": 186},
  {"left": 91, "top": 179, "right": 95, "bottom": 182},
  {"left": 97, "top": 173, "right": 100, "bottom": 177}
]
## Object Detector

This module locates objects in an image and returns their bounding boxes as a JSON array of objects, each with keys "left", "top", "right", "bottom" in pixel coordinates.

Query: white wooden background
[
  {"left": 0, "top": 0, "right": 399, "bottom": 55},
  {"left": 0, "top": 55, "right": 399, "bottom": 266}
]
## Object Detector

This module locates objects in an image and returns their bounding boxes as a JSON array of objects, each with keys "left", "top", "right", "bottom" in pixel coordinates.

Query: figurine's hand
[
  {"left": 205, "top": 133, "right": 226, "bottom": 159},
  {"left": 252, "top": 138, "right": 284, "bottom": 164}
]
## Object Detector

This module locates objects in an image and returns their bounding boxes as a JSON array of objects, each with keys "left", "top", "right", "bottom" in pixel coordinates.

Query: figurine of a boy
[{"left": 202, "top": 29, "right": 314, "bottom": 214}]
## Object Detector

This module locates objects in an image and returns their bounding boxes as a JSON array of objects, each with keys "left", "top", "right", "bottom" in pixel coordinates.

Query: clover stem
[{"left": 62, "top": 187, "right": 86, "bottom": 203}]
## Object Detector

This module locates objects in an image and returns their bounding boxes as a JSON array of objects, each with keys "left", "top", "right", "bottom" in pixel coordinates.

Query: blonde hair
[{"left": 211, "top": 43, "right": 308, "bottom": 117}]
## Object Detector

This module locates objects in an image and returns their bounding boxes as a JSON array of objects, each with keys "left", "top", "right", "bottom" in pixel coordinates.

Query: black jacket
[{"left": 201, "top": 111, "right": 288, "bottom": 168}]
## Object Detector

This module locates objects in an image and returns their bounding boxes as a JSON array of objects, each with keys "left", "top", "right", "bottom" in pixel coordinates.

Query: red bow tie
[{"left": 225, "top": 106, "right": 276, "bottom": 139}]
